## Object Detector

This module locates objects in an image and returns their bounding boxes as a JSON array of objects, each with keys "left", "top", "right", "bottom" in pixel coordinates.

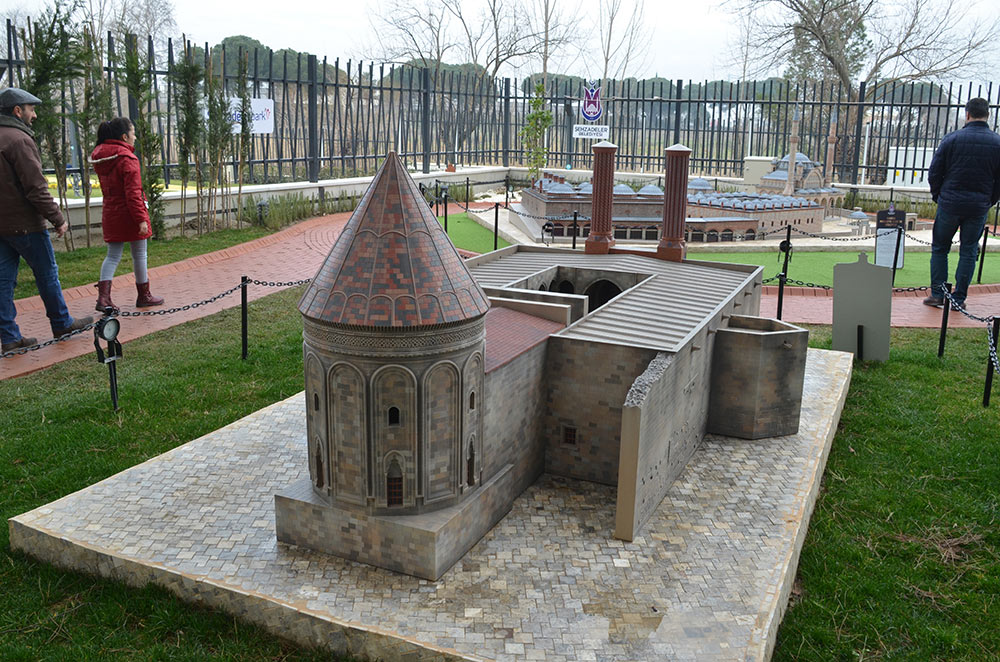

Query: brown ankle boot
[
  {"left": 95, "top": 280, "right": 119, "bottom": 313},
  {"left": 135, "top": 281, "right": 164, "bottom": 308}
]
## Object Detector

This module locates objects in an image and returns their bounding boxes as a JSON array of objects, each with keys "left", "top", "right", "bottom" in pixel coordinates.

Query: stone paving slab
[{"left": 9, "top": 348, "right": 852, "bottom": 661}]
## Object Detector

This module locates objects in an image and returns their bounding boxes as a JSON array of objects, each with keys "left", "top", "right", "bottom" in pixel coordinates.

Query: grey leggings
[{"left": 100, "top": 240, "right": 148, "bottom": 283}]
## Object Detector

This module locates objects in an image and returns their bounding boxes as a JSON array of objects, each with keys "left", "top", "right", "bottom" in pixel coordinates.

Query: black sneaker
[
  {"left": 2, "top": 336, "right": 38, "bottom": 352},
  {"left": 52, "top": 316, "right": 94, "bottom": 339},
  {"left": 922, "top": 295, "right": 944, "bottom": 308}
]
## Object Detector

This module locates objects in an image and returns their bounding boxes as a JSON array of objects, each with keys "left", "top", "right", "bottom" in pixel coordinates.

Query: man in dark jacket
[
  {"left": 925, "top": 97, "right": 1000, "bottom": 308},
  {"left": 1, "top": 87, "right": 91, "bottom": 353}
]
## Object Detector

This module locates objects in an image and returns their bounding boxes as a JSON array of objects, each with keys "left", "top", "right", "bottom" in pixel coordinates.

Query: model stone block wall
[
  {"left": 687, "top": 204, "right": 824, "bottom": 233},
  {"left": 543, "top": 337, "right": 658, "bottom": 485},
  {"left": 707, "top": 316, "right": 809, "bottom": 439},
  {"left": 275, "top": 464, "right": 515, "bottom": 580},
  {"left": 482, "top": 342, "right": 549, "bottom": 497},
  {"left": 614, "top": 333, "right": 715, "bottom": 540}
]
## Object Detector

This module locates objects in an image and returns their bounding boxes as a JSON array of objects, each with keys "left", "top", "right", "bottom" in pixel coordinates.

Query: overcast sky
[{"left": 8, "top": 0, "right": 999, "bottom": 82}]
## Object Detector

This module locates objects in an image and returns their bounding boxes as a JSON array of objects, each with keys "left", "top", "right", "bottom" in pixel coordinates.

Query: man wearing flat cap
[{"left": 0, "top": 86, "right": 91, "bottom": 353}]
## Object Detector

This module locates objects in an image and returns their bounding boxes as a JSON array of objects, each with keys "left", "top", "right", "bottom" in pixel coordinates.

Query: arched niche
[
  {"left": 423, "top": 361, "right": 461, "bottom": 503},
  {"left": 584, "top": 279, "right": 623, "bottom": 311},
  {"left": 372, "top": 365, "right": 417, "bottom": 507},
  {"left": 328, "top": 362, "right": 366, "bottom": 505}
]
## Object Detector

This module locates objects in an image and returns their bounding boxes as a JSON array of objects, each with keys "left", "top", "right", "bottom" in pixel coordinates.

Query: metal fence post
[
  {"left": 241, "top": 276, "right": 249, "bottom": 360},
  {"left": 672, "top": 79, "right": 683, "bottom": 146},
  {"left": 850, "top": 80, "right": 867, "bottom": 192},
  {"left": 502, "top": 77, "right": 511, "bottom": 168},
  {"left": 493, "top": 203, "right": 499, "bottom": 251},
  {"left": 421, "top": 68, "right": 431, "bottom": 174},
  {"left": 307, "top": 54, "right": 319, "bottom": 183}
]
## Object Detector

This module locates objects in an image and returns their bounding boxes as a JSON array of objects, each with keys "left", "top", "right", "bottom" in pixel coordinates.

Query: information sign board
[
  {"left": 874, "top": 208, "right": 906, "bottom": 269},
  {"left": 573, "top": 124, "right": 610, "bottom": 139}
]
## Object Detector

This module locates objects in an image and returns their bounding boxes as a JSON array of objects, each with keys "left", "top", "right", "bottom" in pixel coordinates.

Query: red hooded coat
[{"left": 90, "top": 139, "right": 152, "bottom": 243}]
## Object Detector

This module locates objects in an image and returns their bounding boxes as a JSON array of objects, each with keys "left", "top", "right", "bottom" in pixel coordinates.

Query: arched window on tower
[
  {"left": 467, "top": 441, "right": 476, "bottom": 487},
  {"left": 386, "top": 460, "right": 403, "bottom": 506},
  {"left": 387, "top": 406, "right": 400, "bottom": 426},
  {"left": 469, "top": 391, "right": 476, "bottom": 411},
  {"left": 314, "top": 444, "right": 324, "bottom": 490}
]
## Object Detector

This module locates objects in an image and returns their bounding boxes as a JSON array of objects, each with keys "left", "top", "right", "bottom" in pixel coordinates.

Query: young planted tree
[
  {"left": 521, "top": 80, "right": 552, "bottom": 183},
  {"left": 235, "top": 48, "right": 253, "bottom": 229},
  {"left": 73, "top": 23, "right": 112, "bottom": 247},
  {"left": 170, "top": 39, "right": 204, "bottom": 236},
  {"left": 204, "top": 56, "right": 233, "bottom": 230},
  {"left": 19, "top": 3, "right": 85, "bottom": 251},
  {"left": 122, "top": 34, "right": 165, "bottom": 239}
]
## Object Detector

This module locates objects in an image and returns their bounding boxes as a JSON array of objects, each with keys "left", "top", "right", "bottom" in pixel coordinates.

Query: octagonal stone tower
[{"left": 275, "top": 152, "right": 500, "bottom": 580}]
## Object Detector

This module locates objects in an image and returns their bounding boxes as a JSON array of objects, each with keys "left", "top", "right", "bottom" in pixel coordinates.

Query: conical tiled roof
[{"left": 299, "top": 153, "right": 491, "bottom": 327}]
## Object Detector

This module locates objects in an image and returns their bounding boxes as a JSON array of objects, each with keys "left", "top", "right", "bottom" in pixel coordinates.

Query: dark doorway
[
  {"left": 386, "top": 460, "right": 403, "bottom": 506},
  {"left": 558, "top": 280, "right": 576, "bottom": 294},
  {"left": 584, "top": 279, "right": 622, "bottom": 310}
]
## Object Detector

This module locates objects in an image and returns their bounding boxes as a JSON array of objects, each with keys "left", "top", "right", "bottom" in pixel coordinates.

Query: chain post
[
  {"left": 776, "top": 225, "right": 792, "bottom": 320},
  {"left": 891, "top": 225, "right": 902, "bottom": 286},
  {"left": 465, "top": 177, "right": 470, "bottom": 209},
  {"left": 977, "top": 225, "right": 988, "bottom": 284},
  {"left": 443, "top": 191, "right": 449, "bottom": 233},
  {"left": 572, "top": 211, "right": 579, "bottom": 250},
  {"left": 241, "top": 275, "right": 249, "bottom": 360},
  {"left": 493, "top": 203, "right": 499, "bottom": 252},
  {"left": 938, "top": 283, "right": 952, "bottom": 358},
  {"left": 984, "top": 317, "right": 1000, "bottom": 407},
  {"left": 504, "top": 175, "right": 509, "bottom": 208}
]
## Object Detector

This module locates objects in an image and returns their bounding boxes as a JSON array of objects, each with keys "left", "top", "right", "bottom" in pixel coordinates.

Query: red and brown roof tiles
[{"left": 299, "top": 152, "right": 491, "bottom": 327}]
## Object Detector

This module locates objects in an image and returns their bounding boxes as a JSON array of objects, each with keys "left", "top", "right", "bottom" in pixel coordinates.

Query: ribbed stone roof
[{"left": 299, "top": 152, "right": 491, "bottom": 327}]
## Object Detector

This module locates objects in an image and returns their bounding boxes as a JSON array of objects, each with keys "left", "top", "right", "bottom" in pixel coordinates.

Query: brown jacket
[{"left": 0, "top": 114, "right": 65, "bottom": 236}]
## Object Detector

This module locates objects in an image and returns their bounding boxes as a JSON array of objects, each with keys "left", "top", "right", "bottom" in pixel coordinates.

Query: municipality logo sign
[{"left": 581, "top": 80, "right": 603, "bottom": 122}]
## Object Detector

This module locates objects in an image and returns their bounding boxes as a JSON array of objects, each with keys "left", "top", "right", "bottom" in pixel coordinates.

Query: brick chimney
[
  {"left": 586, "top": 141, "right": 617, "bottom": 254},
  {"left": 657, "top": 144, "right": 691, "bottom": 261}
]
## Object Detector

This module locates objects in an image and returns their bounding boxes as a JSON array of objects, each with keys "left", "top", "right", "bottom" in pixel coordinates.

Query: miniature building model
[{"left": 275, "top": 150, "right": 807, "bottom": 581}]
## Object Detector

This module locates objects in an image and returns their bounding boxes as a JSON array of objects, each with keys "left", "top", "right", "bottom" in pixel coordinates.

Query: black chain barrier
[
  {"left": 0, "top": 320, "right": 98, "bottom": 359},
  {"left": 939, "top": 287, "right": 1000, "bottom": 398},
  {"left": 0, "top": 277, "right": 316, "bottom": 361}
]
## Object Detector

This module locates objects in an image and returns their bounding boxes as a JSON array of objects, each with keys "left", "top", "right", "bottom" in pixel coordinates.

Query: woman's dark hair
[{"left": 96, "top": 117, "right": 134, "bottom": 145}]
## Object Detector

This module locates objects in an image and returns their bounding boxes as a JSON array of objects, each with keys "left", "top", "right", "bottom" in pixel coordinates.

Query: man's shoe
[
  {"left": 53, "top": 316, "right": 94, "bottom": 338},
  {"left": 2, "top": 336, "right": 38, "bottom": 352},
  {"left": 922, "top": 295, "right": 944, "bottom": 308}
]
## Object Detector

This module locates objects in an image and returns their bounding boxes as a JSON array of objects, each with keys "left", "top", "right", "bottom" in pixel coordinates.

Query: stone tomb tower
[{"left": 274, "top": 152, "right": 497, "bottom": 580}]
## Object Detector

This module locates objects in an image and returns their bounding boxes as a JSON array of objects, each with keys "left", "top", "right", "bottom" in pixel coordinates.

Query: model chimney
[
  {"left": 657, "top": 144, "right": 692, "bottom": 261},
  {"left": 585, "top": 141, "right": 617, "bottom": 254}
]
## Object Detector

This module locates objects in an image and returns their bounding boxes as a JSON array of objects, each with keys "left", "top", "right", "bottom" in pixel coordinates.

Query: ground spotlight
[{"left": 94, "top": 307, "right": 123, "bottom": 410}]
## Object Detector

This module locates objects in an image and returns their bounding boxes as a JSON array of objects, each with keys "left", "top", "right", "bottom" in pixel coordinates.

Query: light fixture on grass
[{"left": 94, "top": 307, "right": 123, "bottom": 411}]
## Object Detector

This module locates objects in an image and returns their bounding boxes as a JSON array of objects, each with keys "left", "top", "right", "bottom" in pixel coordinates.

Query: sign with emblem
[
  {"left": 227, "top": 97, "right": 275, "bottom": 134},
  {"left": 575, "top": 79, "right": 609, "bottom": 140}
]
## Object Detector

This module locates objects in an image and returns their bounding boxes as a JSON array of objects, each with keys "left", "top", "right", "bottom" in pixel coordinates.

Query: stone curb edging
[{"left": 761, "top": 283, "right": 1000, "bottom": 298}]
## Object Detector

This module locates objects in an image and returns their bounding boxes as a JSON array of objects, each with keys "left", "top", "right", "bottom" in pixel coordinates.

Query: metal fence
[{"left": 3, "top": 19, "right": 999, "bottom": 186}]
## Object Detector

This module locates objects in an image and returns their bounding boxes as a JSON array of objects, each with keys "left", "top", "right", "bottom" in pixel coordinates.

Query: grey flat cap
[{"left": 0, "top": 87, "right": 43, "bottom": 108}]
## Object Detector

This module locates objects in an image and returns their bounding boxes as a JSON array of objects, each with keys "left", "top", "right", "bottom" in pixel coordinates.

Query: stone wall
[
  {"left": 482, "top": 342, "right": 549, "bottom": 497},
  {"left": 543, "top": 337, "right": 658, "bottom": 485}
]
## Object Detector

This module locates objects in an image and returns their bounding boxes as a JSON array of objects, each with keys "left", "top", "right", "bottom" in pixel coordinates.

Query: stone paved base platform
[{"left": 9, "top": 348, "right": 852, "bottom": 662}]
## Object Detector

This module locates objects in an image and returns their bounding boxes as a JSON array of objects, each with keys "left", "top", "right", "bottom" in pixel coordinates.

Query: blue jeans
[
  {"left": 0, "top": 231, "right": 74, "bottom": 343},
  {"left": 930, "top": 206, "right": 988, "bottom": 304}
]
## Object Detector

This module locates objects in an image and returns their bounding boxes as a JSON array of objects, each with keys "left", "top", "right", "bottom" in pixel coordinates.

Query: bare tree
[
  {"left": 441, "top": 0, "right": 539, "bottom": 79},
  {"left": 112, "top": 0, "right": 177, "bottom": 59},
  {"left": 730, "top": 0, "right": 999, "bottom": 97},
  {"left": 531, "top": 0, "right": 582, "bottom": 88},
  {"left": 592, "top": 0, "right": 649, "bottom": 81},
  {"left": 368, "top": 0, "right": 456, "bottom": 76}
]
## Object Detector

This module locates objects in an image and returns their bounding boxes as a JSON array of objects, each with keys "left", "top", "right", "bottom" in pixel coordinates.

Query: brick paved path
[{"left": 4, "top": 206, "right": 1000, "bottom": 380}]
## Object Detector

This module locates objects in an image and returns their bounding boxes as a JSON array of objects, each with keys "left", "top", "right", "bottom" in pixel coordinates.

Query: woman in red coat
[{"left": 90, "top": 117, "right": 164, "bottom": 311}]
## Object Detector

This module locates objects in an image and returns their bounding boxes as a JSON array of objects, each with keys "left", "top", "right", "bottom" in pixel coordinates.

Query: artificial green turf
[
  {"left": 774, "top": 325, "right": 1000, "bottom": 661},
  {"left": 2, "top": 287, "right": 999, "bottom": 660},
  {"left": 687, "top": 250, "right": 1000, "bottom": 289},
  {"left": 0, "top": 285, "right": 344, "bottom": 661},
  {"left": 436, "top": 212, "right": 511, "bottom": 254},
  {"left": 16, "top": 226, "right": 278, "bottom": 300}
]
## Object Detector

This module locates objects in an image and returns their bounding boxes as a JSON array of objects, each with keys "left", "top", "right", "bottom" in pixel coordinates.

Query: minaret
[
  {"left": 657, "top": 144, "right": 692, "bottom": 262},
  {"left": 585, "top": 141, "right": 617, "bottom": 254},
  {"left": 824, "top": 111, "right": 838, "bottom": 186},
  {"left": 782, "top": 107, "right": 800, "bottom": 196}
]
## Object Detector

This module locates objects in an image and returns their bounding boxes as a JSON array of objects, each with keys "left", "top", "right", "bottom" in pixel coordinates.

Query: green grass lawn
[
  {"left": 688, "top": 250, "right": 1000, "bottom": 289},
  {"left": 775, "top": 326, "right": 1000, "bottom": 660},
  {"left": 0, "top": 285, "right": 342, "bottom": 661},
  {"left": 437, "top": 212, "right": 510, "bottom": 253},
  {"left": 2, "top": 290, "right": 998, "bottom": 659}
]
